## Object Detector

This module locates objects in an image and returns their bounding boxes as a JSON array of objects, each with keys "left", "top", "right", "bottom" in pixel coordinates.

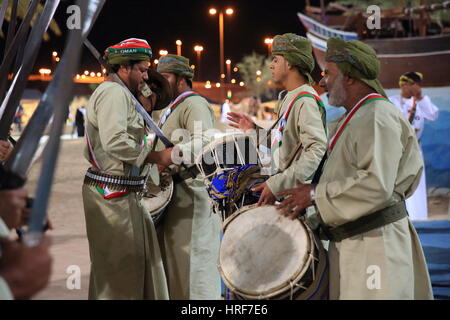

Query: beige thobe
[
  {"left": 154, "top": 93, "right": 222, "bottom": 300},
  {"left": 315, "top": 97, "right": 433, "bottom": 300},
  {"left": 82, "top": 81, "right": 168, "bottom": 300},
  {"left": 257, "top": 84, "right": 327, "bottom": 194},
  {"left": 0, "top": 218, "right": 13, "bottom": 300}
]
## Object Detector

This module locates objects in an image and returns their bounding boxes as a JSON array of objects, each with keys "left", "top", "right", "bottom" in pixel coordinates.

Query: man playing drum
[
  {"left": 82, "top": 38, "right": 173, "bottom": 300},
  {"left": 155, "top": 54, "right": 222, "bottom": 299},
  {"left": 277, "top": 38, "right": 433, "bottom": 300},
  {"left": 227, "top": 33, "right": 328, "bottom": 206}
]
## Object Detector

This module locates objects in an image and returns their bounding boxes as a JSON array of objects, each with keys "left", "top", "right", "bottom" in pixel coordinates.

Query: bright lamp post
[
  {"left": 176, "top": 40, "right": 182, "bottom": 56},
  {"left": 264, "top": 38, "right": 273, "bottom": 56},
  {"left": 194, "top": 45, "right": 204, "bottom": 81},
  {"left": 225, "top": 59, "right": 231, "bottom": 82},
  {"left": 209, "top": 7, "right": 234, "bottom": 99}
]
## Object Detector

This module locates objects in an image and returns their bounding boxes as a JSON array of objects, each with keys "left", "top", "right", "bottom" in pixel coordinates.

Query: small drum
[
  {"left": 141, "top": 170, "right": 173, "bottom": 227},
  {"left": 195, "top": 133, "right": 268, "bottom": 220},
  {"left": 219, "top": 205, "right": 329, "bottom": 300}
]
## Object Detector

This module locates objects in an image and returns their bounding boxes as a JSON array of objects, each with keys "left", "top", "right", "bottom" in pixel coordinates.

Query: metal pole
[
  {"left": 219, "top": 11, "right": 225, "bottom": 100},
  {"left": 196, "top": 51, "right": 202, "bottom": 82}
]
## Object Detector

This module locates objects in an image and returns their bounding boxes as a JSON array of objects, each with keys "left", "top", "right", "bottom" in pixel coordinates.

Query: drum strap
[
  {"left": 171, "top": 165, "right": 201, "bottom": 184},
  {"left": 319, "top": 201, "right": 408, "bottom": 242}
]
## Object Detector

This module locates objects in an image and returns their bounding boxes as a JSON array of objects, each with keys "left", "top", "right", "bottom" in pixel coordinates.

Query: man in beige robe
[
  {"left": 277, "top": 38, "right": 433, "bottom": 300},
  {"left": 82, "top": 38, "right": 173, "bottom": 299},
  {"left": 154, "top": 54, "right": 221, "bottom": 299},
  {"left": 227, "top": 33, "right": 327, "bottom": 205}
]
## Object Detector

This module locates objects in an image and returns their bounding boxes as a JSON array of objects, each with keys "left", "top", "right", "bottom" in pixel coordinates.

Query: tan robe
[
  {"left": 315, "top": 97, "right": 433, "bottom": 300},
  {"left": 257, "top": 84, "right": 327, "bottom": 194},
  {"left": 0, "top": 218, "right": 13, "bottom": 299},
  {"left": 82, "top": 81, "right": 168, "bottom": 300},
  {"left": 154, "top": 94, "right": 222, "bottom": 300}
]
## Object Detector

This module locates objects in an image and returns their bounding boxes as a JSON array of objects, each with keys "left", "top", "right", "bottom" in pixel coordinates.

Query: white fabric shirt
[{"left": 389, "top": 95, "right": 439, "bottom": 139}]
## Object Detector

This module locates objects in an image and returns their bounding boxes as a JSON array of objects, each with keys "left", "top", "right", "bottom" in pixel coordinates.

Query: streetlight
[
  {"left": 194, "top": 45, "right": 204, "bottom": 81},
  {"left": 176, "top": 40, "right": 182, "bottom": 56},
  {"left": 209, "top": 7, "right": 234, "bottom": 99},
  {"left": 159, "top": 49, "right": 168, "bottom": 56},
  {"left": 264, "top": 38, "right": 273, "bottom": 56},
  {"left": 226, "top": 59, "right": 231, "bottom": 82},
  {"left": 51, "top": 51, "right": 58, "bottom": 70}
]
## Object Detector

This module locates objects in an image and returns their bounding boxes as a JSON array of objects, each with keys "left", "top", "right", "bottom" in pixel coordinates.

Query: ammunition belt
[{"left": 83, "top": 167, "right": 145, "bottom": 192}]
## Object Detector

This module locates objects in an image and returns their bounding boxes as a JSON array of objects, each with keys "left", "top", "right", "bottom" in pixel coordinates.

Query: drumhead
[
  {"left": 196, "top": 133, "right": 261, "bottom": 180},
  {"left": 141, "top": 170, "right": 173, "bottom": 217},
  {"left": 219, "top": 205, "right": 311, "bottom": 298}
]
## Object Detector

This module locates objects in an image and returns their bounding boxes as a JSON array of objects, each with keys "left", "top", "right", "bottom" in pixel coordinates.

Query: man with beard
[
  {"left": 227, "top": 33, "right": 327, "bottom": 206},
  {"left": 82, "top": 38, "right": 172, "bottom": 299},
  {"left": 154, "top": 54, "right": 221, "bottom": 299},
  {"left": 276, "top": 38, "right": 433, "bottom": 300},
  {"left": 390, "top": 72, "right": 439, "bottom": 221}
]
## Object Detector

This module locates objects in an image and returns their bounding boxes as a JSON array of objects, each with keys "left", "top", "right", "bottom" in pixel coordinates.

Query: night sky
[{"left": 34, "top": 0, "right": 309, "bottom": 82}]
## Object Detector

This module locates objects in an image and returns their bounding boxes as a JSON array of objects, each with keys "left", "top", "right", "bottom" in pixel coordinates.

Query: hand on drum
[
  {"left": 227, "top": 112, "right": 256, "bottom": 132},
  {"left": 276, "top": 181, "right": 315, "bottom": 219},
  {"left": 146, "top": 148, "right": 174, "bottom": 167},
  {"left": 252, "top": 182, "right": 276, "bottom": 206}
]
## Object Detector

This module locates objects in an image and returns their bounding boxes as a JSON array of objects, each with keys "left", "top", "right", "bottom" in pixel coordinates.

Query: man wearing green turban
[
  {"left": 228, "top": 33, "right": 328, "bottom": 208},
  {"left": 82, "top": 38, "right": 173, "bottom": 299},
  {"left": 276, "top": 38, "right": 433, "bottom": 300},
  {"left": 153, "top": 54, "right": 221, "bottom": 299}
]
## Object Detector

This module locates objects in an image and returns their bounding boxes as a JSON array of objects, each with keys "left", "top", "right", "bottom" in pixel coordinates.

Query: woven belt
[
  {"left": 84, "top": 167, "right": 145, "bottom": 192},
  {"left": 319, "top": 201, "right": 408, "bottom": 242}
]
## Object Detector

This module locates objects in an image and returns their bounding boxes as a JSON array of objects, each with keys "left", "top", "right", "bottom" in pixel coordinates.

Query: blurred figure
[
  {"left": 13, "top": 105, "right": 24, "bottom": 133},
  {"left": 75, "top": 106, "right": 86, "bottom": 137},
  {"left": 220, "top": 99, "right": 231, "bottom": 123},
  {"left": 390, "top": 72, "right": 439, "bottom": 220}
]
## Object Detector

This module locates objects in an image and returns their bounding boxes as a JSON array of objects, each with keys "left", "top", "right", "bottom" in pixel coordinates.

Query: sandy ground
[{"left": 19, "top": 134, "right": 449, "bottom": 300}]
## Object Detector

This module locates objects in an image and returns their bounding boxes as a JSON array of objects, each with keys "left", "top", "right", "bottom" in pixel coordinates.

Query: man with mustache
[
  {"left": 277, "top": 38, "right": 433, "bottom": 300},
  {"left": 227, "top": 33, "right": 327, "bottom": 206},
  {"left": 82, "top": 38, "right": 172, "bottom": 299}
]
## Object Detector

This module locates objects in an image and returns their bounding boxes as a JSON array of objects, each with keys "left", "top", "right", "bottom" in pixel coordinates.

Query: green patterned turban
[
  {"left": 104, "top": 38, "right": 152, "bottom": 67},
  {"left": 325, "top": 38, "right": 386, "bottom": 97},
  {"left": 157, "top": 54, "right": 194, "bottom": 81},
  {"left": 272, "top": 33, "right": 315, "bottom": 84}
]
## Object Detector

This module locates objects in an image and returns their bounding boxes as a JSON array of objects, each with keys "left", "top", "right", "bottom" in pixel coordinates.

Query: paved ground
[{"left": 21, "top": 136, "right": 449, "bottom": 300}]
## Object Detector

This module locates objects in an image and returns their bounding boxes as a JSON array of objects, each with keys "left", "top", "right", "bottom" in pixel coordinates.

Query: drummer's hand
[
  {"left": 276, "top": 181, "right": 314, "bottom": 220},
  {"left": 227, "top": 112, "right": 255, "bottom": 132},
  {"left": 0, "top": 140, "right": 13, "bottom": 162},
  {"left": 252, "top": 182, "right": 276, "bottom": 206},
  {"left": 146, "top": 148, "right": 174, "bottom": 167}
]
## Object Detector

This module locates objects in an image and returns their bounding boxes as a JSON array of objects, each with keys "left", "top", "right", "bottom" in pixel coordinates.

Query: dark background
[{"left": 34, "top": 0, "right": 310, "bottom": 82}]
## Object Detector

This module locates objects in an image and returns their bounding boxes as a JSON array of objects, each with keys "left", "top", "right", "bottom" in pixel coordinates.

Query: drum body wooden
[
  {"left": 219, "top": 205, "right": 329, "bottom": 300},
  {"left": 141, "top": 170, "right": 173, "bottom": 227}
]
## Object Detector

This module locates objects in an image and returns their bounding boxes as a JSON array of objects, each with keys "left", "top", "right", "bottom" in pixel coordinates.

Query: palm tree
[{"left": 0, "top": 0, "right": 61, "bottom": 40}]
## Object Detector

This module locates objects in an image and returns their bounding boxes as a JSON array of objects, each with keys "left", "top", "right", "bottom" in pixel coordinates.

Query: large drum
[
  {"left": 141, "top": 170, "right": 173, "bottom": 227},
  {"left": 219, "top": 204, "right": 329, "bottom": 300},
  {"left": 195, "top": 133, "right": 268, "bottom": 221}
]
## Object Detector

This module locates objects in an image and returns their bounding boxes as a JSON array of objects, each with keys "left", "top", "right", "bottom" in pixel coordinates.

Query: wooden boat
[{"left": 298, "top": 2, "right": 450, "bottom": 88}]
